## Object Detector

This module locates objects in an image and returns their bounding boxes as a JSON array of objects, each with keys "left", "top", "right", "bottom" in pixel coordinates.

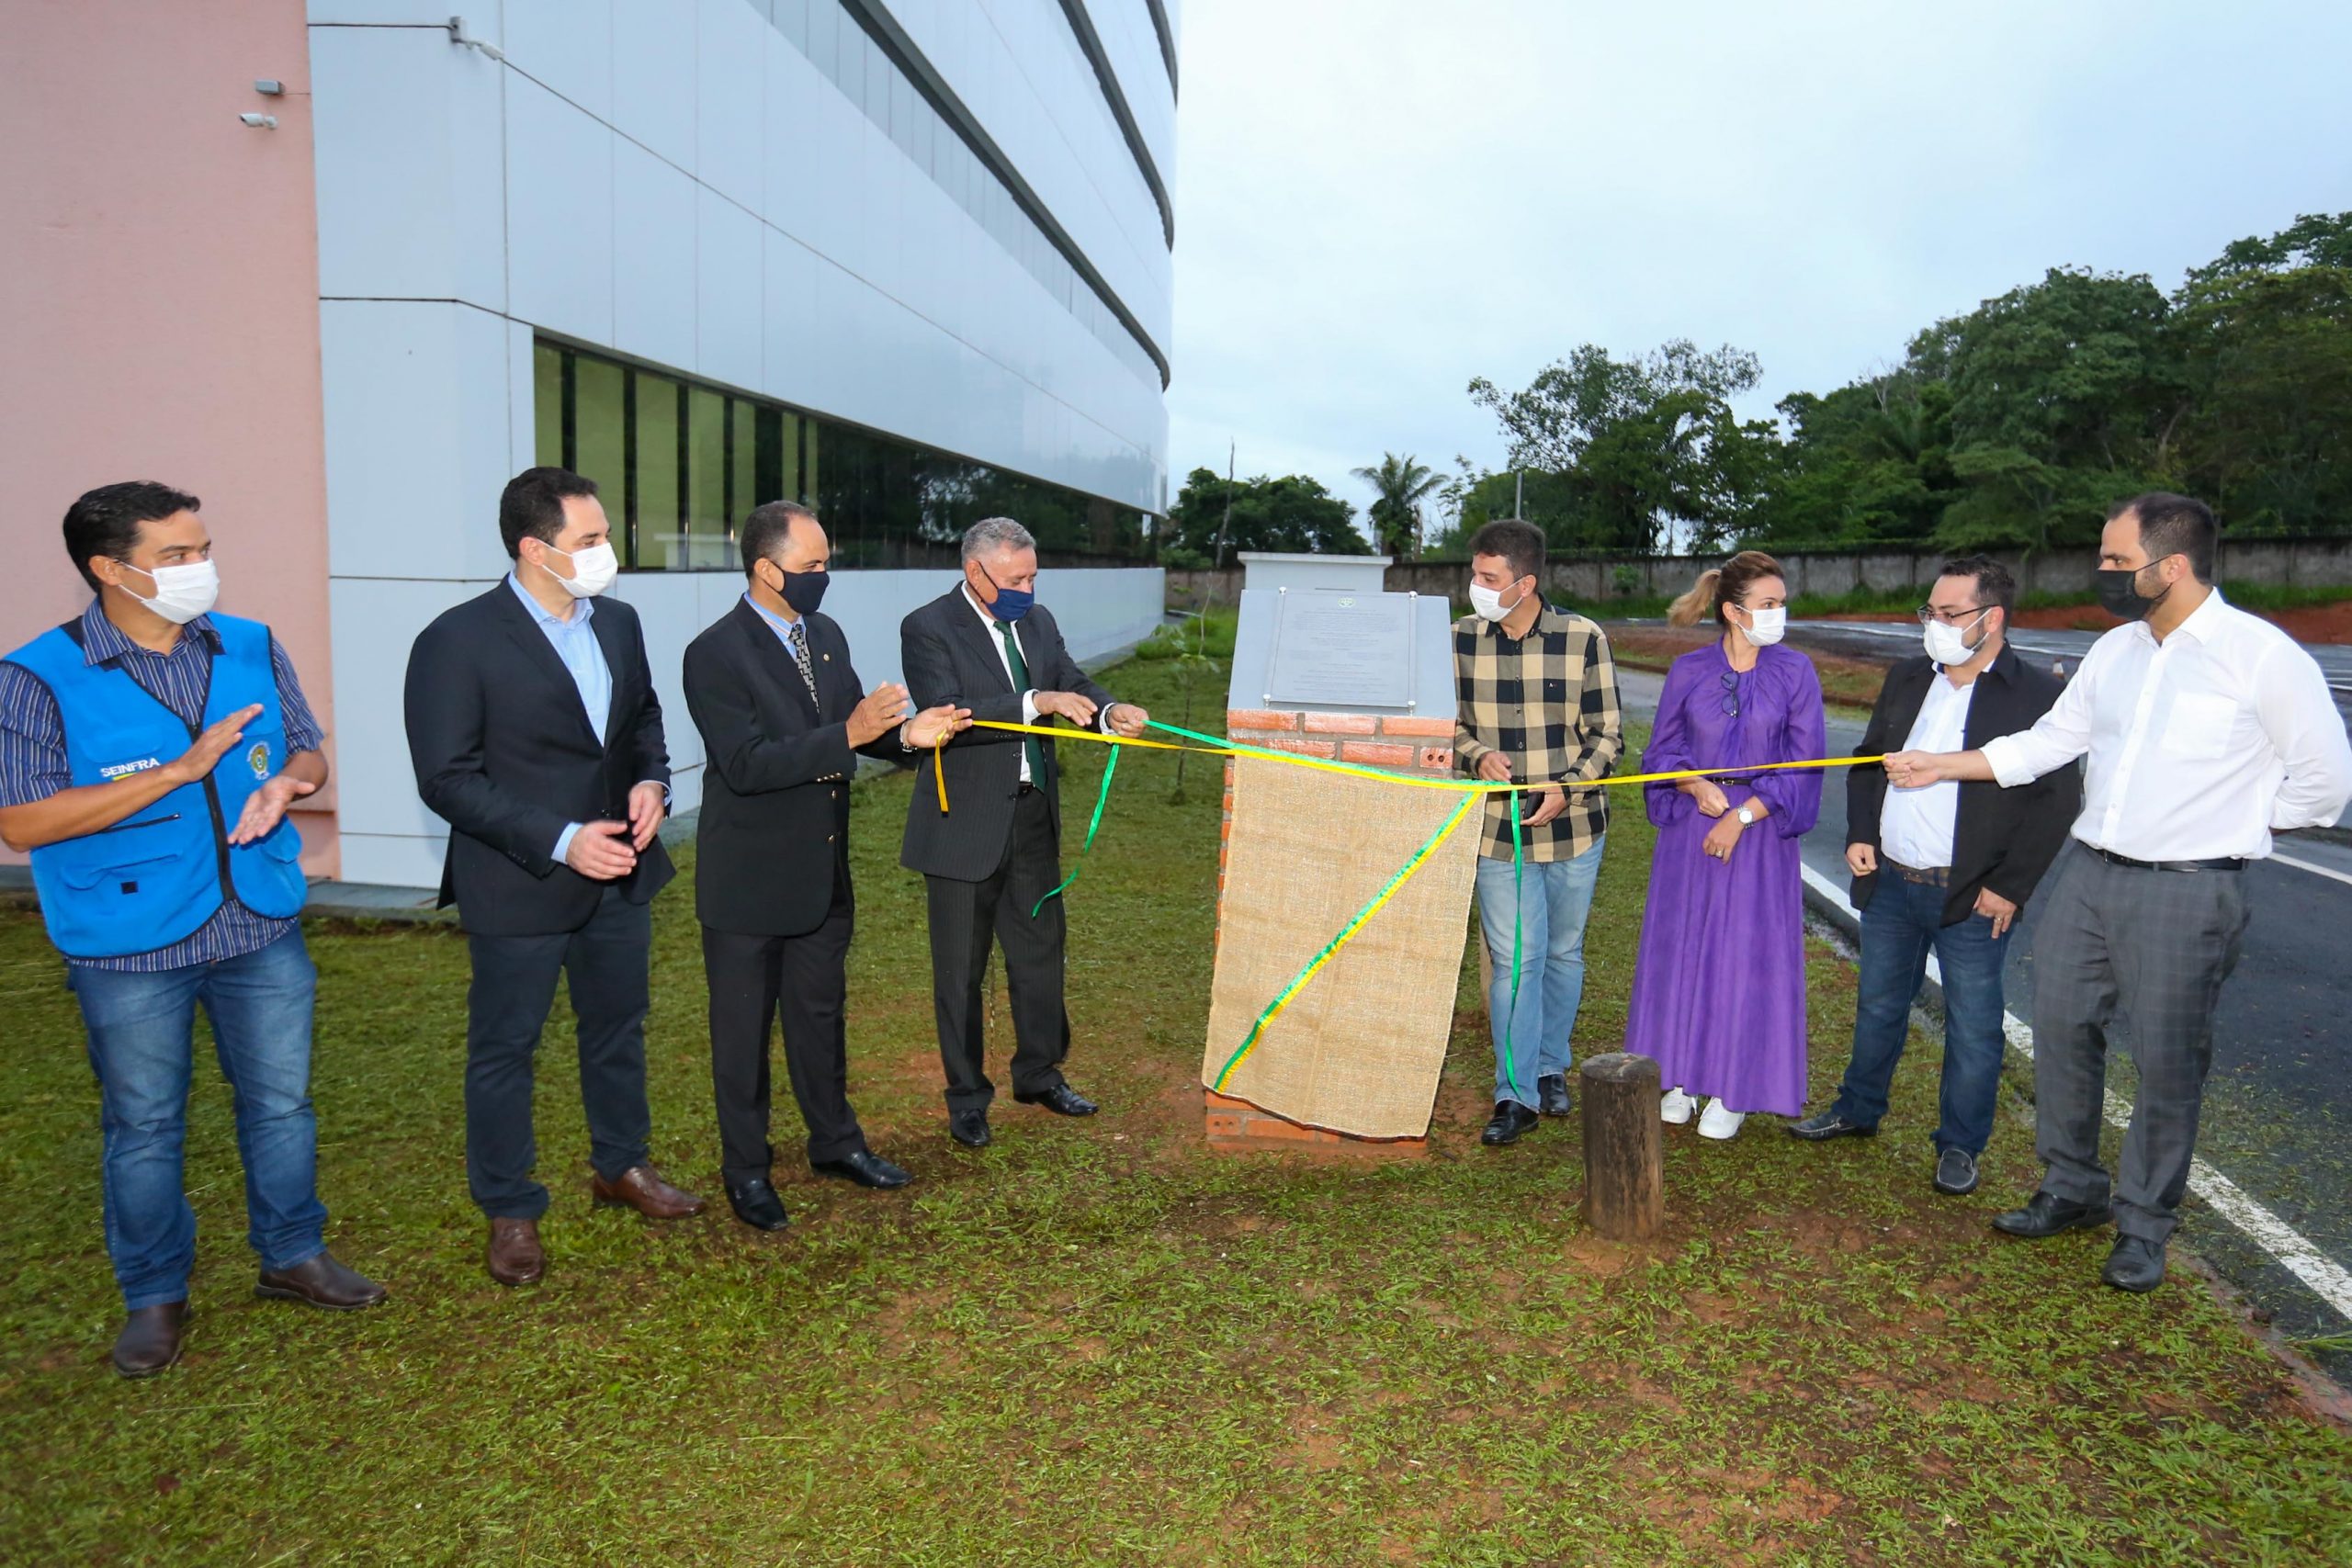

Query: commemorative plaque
[{"left": 1262, "top": 591, "right": 1416, "bottom": 710}]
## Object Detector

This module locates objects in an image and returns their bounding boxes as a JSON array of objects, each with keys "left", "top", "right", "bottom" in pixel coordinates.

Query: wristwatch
[{"left": 1736, "top": 806, "right": 1756, "bottom": 827}]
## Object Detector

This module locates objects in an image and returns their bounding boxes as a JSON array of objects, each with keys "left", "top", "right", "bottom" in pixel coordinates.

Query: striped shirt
[
  {"left": 1452, "top": 603, "right": 1623, "bottom": 861},
  {"left": 0, "top": 601, "right": 323, "bottom": 972}
]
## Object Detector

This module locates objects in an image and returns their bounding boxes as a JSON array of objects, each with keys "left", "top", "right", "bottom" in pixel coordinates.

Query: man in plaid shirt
[{"left": 1452, "top": 519, "right": 1623, "bottom": 1146}]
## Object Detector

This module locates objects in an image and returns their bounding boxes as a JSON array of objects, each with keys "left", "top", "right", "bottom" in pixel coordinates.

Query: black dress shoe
[
  {"left": 727, "top": 1178, "right": 790, "bottom": 1232},
  {"left": 1537, "top": 1074, "right": 1573, "bottom": 1118},
  {"left": 1787, "top": 1109, "right": 1878, "bottom": 1142},
  {"left": 1991, "top": 1190, "right": 2113, "bottom": 1239},
  {"left": 1014, "top": 1082, "right": 1099, "bottom": 1116},
  {"left": 2101, "top": 1235, "right": 2167, "bottom": 1292},
  {"left": 1482, "top": 1100, "right": 1540, "bottom": 1146},
  {"left": 814, "top": 1150, "right": 912, "bottom": 1190},
  {"left": 112, "top": 1302, "right": 188, "bottom": 1379},
  {"left": 948, "top": 1109, "right": 992, "bottom": 1147},
  {"left": 254, "top": 1249, "right": 389, "bottom": 1311}
]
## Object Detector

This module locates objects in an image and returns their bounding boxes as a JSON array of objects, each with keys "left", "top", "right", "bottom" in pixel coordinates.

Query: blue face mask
[{"left": 978, "top": 562, "right": 1034, "bottom": 623}]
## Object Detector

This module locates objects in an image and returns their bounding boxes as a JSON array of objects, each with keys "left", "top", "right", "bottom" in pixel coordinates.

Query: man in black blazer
[
  {"left": 684, "top": 502, "right": 967, "bottom": 1231},
  {"left": 899, "top": 518, "right": 1148, "bottom": 1147},
  {"left": 1790, "top": 556, "right": 2080, "bottom": 1196},
  {"left": 404, "top": 467, "right": 704, "bottom": 1288}
]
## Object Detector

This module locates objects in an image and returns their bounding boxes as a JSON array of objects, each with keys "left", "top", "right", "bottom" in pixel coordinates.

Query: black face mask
[
  {"left": 763, "top": 561, "right": 829, "bottom": 615},
  {"left": 2094, "top": 561, "right": 2171, "bottom": 623}
]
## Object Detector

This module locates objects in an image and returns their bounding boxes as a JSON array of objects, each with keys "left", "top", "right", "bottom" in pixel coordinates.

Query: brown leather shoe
[
  {"left": 487, "top": 1217, "right": 545, "bottom": 1287},
  {"left": 255, "top": 1249, "right": 389, "bottom": 1311},
  {"left": 112, "top": 1301, "right": 188, "bottom": 1378},
  {"left": 590, "top": 1165, "right": 705, "bottom": 1220}
]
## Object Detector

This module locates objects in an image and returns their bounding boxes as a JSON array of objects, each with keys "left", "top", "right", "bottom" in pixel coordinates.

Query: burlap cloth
[{"left": 1201, "top": 755, "right": 1480, "bottom": 1137}]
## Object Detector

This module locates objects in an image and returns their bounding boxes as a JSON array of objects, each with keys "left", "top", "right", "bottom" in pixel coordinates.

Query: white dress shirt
[
  {"left": 962, "top": 585, "right": 1116, "bottom": 784},
  {"left": 1982, "top": 591, "right": 2352, "bottom": 861},
  {"left": 1881, "top": 667, "right": 1977, "bottom": 870}
]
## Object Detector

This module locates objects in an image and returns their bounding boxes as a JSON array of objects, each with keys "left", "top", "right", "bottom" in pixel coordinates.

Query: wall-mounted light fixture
[
  {"left": 254, "top": 79, "right": 284, "bottom": 96},
  {"left": 239, "top": 112, "right": 278, "bottom": 130},
  {"left": 447, "top": 15, "right": 505, "bottom": 63}
]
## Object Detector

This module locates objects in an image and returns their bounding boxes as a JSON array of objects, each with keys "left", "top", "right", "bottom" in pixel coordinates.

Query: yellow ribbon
[{"left": 933, "top": 718, "right": 1881, "bottom": 807}]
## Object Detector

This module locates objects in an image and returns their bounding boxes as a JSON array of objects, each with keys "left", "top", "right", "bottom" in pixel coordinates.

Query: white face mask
[
  {"left": 543, "top": 540, "right": 618, "bottom": 599},
  {"left": 1922, "top": 608, "right": 1989, "bottom": 667},
  {"left": 1736, "top": 604, "right": 1786, "bottom": 648},
  {"left": 1467, "top": 579, "right": 1527, "bottom": 622},
  {"left": 118, "top": 558, "right": 220, "bottom": 625}
]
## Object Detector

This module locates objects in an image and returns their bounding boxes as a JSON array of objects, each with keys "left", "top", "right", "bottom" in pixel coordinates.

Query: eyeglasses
[
  {"left": 1916, "top": 604, "right": 1990, "bottom": 628},
  {"left": 1719, "top": 669, "right": 1741, "bottom": 716}
]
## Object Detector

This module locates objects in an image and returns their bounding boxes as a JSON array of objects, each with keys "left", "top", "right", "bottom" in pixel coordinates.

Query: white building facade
[{"left": 311, "top": 0, "right": 1177, "bottom": 887}]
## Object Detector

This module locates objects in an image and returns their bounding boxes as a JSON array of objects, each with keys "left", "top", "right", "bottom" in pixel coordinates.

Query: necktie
[
  {"left": 786, "top": 622, "right": 818, "bottom": 703},
  {"left": 995, "top": 619, "right": 1045, "bottom": 784}
]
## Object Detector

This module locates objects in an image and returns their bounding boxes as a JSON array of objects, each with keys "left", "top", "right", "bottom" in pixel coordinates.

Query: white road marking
[
  {"left": 2272, "top": 852, "right": 2352, "bottom": 890},
  {"left": 1799, "top": 862, "right": 2352, "bottom": 1319}
]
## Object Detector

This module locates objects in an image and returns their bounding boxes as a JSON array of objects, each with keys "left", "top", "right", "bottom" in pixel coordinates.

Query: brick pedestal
[{"left": 1204, "top": 707, "right": 1459, "bottom": 1155}]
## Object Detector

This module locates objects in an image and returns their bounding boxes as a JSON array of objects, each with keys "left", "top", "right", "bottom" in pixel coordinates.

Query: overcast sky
[{"left": 1161, "top": 0, "right": 2352, "bottom": 536}]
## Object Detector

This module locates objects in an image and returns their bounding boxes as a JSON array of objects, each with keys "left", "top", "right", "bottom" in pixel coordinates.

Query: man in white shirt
[{"left": 1887, "top": 494, "right": 2352, "bottom": 1292}]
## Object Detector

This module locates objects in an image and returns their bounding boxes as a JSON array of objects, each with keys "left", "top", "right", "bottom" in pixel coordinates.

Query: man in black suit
[
  {"left": 1790, "top": 556, "right": 2079, "bottom": 1196},
  {"left": 899, "top": 518, "right": 1149, "bottom": 1147},
  {"left": 404, "top": 467, "right": 704, "bottom": 1288},
  {"left": 684, "top": 501, "right": 968, "bottom": 1231}
]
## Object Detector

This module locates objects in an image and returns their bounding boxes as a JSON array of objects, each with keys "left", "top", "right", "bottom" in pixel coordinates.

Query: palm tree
[{"left": 1351, "top": 452, "right": 1442, "bottom": 560}]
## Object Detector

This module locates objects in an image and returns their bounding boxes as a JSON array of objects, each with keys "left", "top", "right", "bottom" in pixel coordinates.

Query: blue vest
[{"left": 5, "top": 614, "right": 308, "bottom": 960}]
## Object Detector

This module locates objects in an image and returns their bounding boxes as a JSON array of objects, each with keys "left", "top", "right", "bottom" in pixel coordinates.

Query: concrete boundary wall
[{"left": 1166, "top": 536, "right": 2352, "bottom": 610}]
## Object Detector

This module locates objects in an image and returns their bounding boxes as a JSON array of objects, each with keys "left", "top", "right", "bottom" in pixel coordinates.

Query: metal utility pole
[
  {"left": 1212, "top": 440, "right": 1236, "bottom": 570},
  {"left": 1514, "top": 468, "right": 1523, "bottom": 519}
]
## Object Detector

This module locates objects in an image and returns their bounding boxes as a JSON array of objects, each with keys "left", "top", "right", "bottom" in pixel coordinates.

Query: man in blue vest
[{"left": 0, "top": 482, "right": 385, "bottom": 1378}]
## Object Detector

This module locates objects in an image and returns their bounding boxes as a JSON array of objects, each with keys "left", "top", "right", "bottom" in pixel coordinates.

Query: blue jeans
[
  {"left": 68, "top": 931, "right": 328, "bottom": 1309},
  {"left": 1832, "top": 872, "right": 2011, "bottom": 1156},
  {"left": 1475, "top": 838, "right": 1605, "bottom": 1109}
]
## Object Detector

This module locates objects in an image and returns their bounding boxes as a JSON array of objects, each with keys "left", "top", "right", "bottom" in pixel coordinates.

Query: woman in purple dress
[{"left": 1624, "top": 552, "right": 1826, "bottom": 1140}]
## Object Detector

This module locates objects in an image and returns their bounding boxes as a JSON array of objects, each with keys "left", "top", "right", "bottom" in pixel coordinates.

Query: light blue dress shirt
[{"left": 509, "top": 574, "right": 612, "bottom": 863}]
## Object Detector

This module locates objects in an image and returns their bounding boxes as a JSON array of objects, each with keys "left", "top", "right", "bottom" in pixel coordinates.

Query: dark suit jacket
[
  {"left": 684, "top": 598, "right": 908, "bottom": 936},
  {"left": 899, "top": 588, "right": 1115, "bottom": 883},
  {"left": 403, "top": 582, "right": 674, "bottom": 936},
  {"left": 1847, "top": 645, "right": 2080, "bottom": 925}
]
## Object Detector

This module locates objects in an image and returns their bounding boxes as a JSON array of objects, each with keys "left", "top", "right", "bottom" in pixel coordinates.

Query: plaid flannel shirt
[{"left": 1453, "top": 604, "right": 1623, "bottom": 861}]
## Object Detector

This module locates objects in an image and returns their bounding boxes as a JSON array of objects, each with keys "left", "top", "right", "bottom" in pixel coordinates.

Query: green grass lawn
[{"left": 2, "top": 655, "right": 2347, "bottom": 1564}]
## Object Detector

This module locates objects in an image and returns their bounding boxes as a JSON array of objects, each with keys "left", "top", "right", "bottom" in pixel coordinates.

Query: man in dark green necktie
[{"left": 898, "top": 518, "right": 1150, "bottom": 1149}]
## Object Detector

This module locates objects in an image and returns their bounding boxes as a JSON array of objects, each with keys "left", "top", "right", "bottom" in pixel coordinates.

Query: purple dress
[{"left": 1623, "top": 641, "right": 1826, "bottom": 1115}]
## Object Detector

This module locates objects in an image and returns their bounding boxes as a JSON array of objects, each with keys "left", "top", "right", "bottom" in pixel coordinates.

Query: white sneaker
[
  {"left": 1696, "top": 1100, "right": 1747, "bottom": 1140},
  {"left": 1660, "top": 1087, "right": 1697, "bottom": 1125}
]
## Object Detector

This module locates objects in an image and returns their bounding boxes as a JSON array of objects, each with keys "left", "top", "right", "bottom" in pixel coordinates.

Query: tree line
[{"left": 1159, "top": 211, "right": 2350, "bottom": 566}]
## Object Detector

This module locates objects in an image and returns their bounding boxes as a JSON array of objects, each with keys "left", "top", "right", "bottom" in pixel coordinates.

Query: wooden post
[{"left": 1578, "top": 1052, "right": 1664, "bottom": 1240}]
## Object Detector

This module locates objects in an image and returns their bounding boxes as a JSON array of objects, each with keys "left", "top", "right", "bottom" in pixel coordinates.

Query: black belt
[
  {"left": 2089, "top": 845, "right": 2245, "bottom": 874},
  {"left": 1017, "top": 782, "right": 1039, "bottom": 795},
  {"left": 1884, "top": 859, "right": 1948, "bottom": 886}
]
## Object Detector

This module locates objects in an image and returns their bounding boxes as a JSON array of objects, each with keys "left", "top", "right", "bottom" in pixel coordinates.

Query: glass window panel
[
  {"left": 774, "top": 0, "right": 806, "bottom": 51},
  {"left": 686, "top": 386, "right": 728, "bottom": 570},
  {"left": 533, "top": 342, "right": 564, "bottom": 467},
  {"left": 806, "top": 0, "right": 837, "bottom": 81},
  {"left": 572, "top": 355, "right": 627, "bottom": 532},
  {"left": 730, "top": 399, "right": 756, "bottom": 559},
  {"left": 801, "top": 417, "right": 820, "bottom": 516},
  {"left": 634, "top": 373, "right": 681, "bottom": 571},
  {"left": 864, "top": 34, "right": 889, "bottom": 130},
  {"left": 836, "top": 13, "right": 863, "bottom": 108}
]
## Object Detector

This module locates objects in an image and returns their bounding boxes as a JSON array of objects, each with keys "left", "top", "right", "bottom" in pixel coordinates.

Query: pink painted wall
[{"left": 0, "top": 1, "right": 338, "bottom": 876}]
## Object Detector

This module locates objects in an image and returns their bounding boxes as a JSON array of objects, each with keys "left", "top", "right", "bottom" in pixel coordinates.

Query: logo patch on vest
[
  {"left": 247, "top": 741, "right": 272, "bottom": 779},
  {"left": 98, "top": 757, "right": 163, "bottom": 781}
]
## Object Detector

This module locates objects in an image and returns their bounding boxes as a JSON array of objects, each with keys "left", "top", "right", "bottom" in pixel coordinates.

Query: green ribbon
[
  {"left": 1502, "top": 795, "right": 1525, "bottom": 1104},
  {"left": 1213, "top": 789, "right": 1483, "bottom": 1094},
  {"left": 1030, "top": 742, "right": 1119, "bottom": 918},
  {"left": 1025, "top": 714, "right": 1529, "bottom": 1099}
]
